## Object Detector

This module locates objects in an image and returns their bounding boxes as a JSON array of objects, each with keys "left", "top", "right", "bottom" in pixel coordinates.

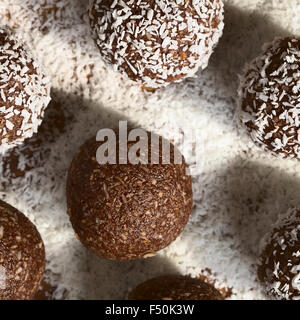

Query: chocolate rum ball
[
  {"left": 258, "top": 208, "right": 300, "bottom": 300},
  {"left": 66, "top": 131, "right": 193, "bottom": 260},
  {"left": 89, "top": 0, "right": 224, "bottom": 89},
  {"left": 0, "top": 26, "right": 51, "bottom": 154},
  {"left": 128, "top": 275, "right": 224, "bottom": 300},
  {"left": 238, "top": 37, "right": 300, "bottom": 159},
  {"left": 0, "top": 200, "right": 45, "bottom": 300}
]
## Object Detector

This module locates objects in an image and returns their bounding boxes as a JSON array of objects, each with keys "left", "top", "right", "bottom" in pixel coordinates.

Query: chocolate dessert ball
[
  {"left": 34, "top": 278, "right": 56, "bottom": 300},
  {"left": 258, "top": 208, "right": 300, "bottom": 300},
  {"left": 128, "top": 275, "right": 224, "bottom": 300},
  {"left": 0, "top": 26, "right": 51, "bottom": 154},
  {"left": 238, "top": 37, "right": 300, "bottom": 159},
  {"left": 0, "top": 200, "right": 45, "bottom": 300},
  {"left": 66, "top": 131, "right": 193, "bottom": 260},
  {"left": 89, "top": 0, "right": 224, "bottom": 89}
]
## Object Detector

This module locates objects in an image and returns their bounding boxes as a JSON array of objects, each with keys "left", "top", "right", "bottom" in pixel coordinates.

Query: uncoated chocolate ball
[
  {"left": 128, "top": 275, "right": 224, "bottom": 300},
  {"left": 66, "top": 131, "right": 193, "bottom": 260},
  {"left": 0, "top": 200, "right": 45, "bottom": 300}
]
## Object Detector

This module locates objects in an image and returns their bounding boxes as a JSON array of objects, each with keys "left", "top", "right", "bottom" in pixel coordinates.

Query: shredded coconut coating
[
  {"left": 238, "top": 37, "right": 300, "bottom": 159},
  {"left": 89, "top": 0, "right": 224, "bottom": 88},
  {"left": 0, "top": 26, "right": 51, "bottom": 154},
  {"left": 258, "top": 208, "right": 300, "bottom": 300}
]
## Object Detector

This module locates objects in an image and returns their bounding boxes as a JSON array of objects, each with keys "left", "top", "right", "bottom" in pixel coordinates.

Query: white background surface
[{"left": 0, "top": 0, "right": 300, "bottom": 299}]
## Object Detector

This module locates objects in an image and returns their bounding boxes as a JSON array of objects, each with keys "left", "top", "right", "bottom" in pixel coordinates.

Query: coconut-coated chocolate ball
[
  {"left": 89, "top": 0, "right": 224, "bottom": 89},
  {"left": 66, "top": 131, "right": 193, "bottom": 260},
  {"left": 258, "top": 208, "right": 300, "bottom": 300},
  {"left": 0, "top": 26, "right": 51, "bottom": 154},
  {"left": 238, "top": 37, "right": 300, "bottom": 159},
  {"left": 128, "top": 275, "right": 224, "bottom": 300},
  {"left": 0, "top": 200, "right": 45, "bottom": 300}
]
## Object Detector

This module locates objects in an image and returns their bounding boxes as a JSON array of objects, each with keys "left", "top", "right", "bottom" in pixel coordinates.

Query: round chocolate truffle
[
  {"left": 128, "top": 275, "right": 224, "bottom": 300},
  {"left": 0, "top": 200, "right": 45, "bottom": 300},
  {"left": 258, "top": 208, "right": 300, "bottom": 300},
  {"left": 0, "top": 26, "right": 51, "bottom": 154},
  {"left": 238, "top": 37, "right": 300, "bottom": 159},
  {"left": 66, "top": 131, "right": 193, "bottom": 260},
  {"left": 89, "top": 0, "right": 224, "bottom": 89}
]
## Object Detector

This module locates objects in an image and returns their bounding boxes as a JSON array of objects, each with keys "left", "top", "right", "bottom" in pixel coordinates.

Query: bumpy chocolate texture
[
  {"left": 238, "top": 37, "right": 300, "bottom": 159},
  {"left": 128, "top": 275, "right": 224, "bottom": 300},
  {"left": 66, "top": 132, "right": 193, "bottom": 260},
  {"left": 258, "top": 208, "right": 300, "bottom": 300},
  {"left": 0, "top": 26, "right": 51, "bottom": 154},
  {"left": 89, "top": 0, "right": 224, "bottom": 88},
  {"left": 0, "top": 200, "right": 45, "bottom": 300}
]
